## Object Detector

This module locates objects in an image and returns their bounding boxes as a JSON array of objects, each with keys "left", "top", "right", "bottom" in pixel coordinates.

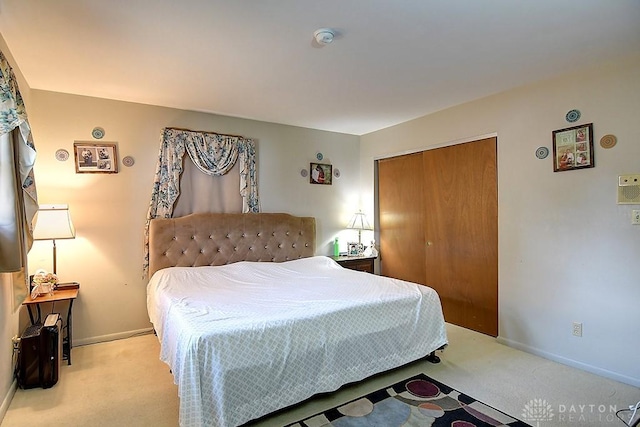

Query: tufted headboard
[{"left": 148, "top": 212, "right": 316, "bottom": 277}]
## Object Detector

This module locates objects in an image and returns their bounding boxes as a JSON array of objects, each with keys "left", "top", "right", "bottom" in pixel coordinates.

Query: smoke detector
[{"left": 314, "top": 28, "right": 335, "bottom": 45}]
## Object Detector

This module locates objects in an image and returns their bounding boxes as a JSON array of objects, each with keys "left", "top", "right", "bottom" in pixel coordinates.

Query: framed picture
[
  {"left": 347, "top": 242, "right": 361, "bottom": 257},
  {"left": 74, "top": 142, "right": 118, "bottom": 174},
  {"left": 309, "top": 162, "right": 332, "bottom": 185},
  {"left": 552, "top": 123, "right": 594, "bottom": 172}
]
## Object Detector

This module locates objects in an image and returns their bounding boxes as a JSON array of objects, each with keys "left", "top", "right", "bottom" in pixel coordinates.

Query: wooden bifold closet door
[{"left": 378, "top": 137, "right": 498, "bottom": 336}]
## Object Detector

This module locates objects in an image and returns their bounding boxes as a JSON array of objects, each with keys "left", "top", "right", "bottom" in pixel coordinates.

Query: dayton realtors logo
[
  {"left": 522, "top": 399, "right": 554, "bottom": 426},
  {"left": 522, "top": 399, "right": 620, "bottom": 425}
]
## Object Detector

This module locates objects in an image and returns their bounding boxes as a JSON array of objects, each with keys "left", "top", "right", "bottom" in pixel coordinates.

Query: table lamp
[
  {"left": 346, "top": 210, "right": 373, "bottom": 255},
  {"left": 33, "top": 204, "right": 76, "bottom": 274}
]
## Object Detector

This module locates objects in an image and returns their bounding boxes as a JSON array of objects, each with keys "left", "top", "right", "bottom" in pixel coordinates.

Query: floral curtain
[
  {"left": 0, "top": 50, "right": 38, "bottom": 310},
  {"left": 143, "top": 127, "right": 259, "bottom": 276}
]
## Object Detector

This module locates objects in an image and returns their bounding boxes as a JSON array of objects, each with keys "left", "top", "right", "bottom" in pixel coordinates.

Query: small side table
[
  {"left": 332, "top": 255, "right": 377, "bottom": 273},
  {"left": 23, "top": 286, "right": 79, "bottom": 365}
]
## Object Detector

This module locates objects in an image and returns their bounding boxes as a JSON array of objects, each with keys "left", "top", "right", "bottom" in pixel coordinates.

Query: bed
[{"left": 147, "top": 212, "right": 448, "bottom": 427}]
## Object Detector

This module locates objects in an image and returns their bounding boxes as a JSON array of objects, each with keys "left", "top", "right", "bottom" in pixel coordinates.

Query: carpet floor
[{"left": 2, "top": 323, "right": 638, "bottom": 426}]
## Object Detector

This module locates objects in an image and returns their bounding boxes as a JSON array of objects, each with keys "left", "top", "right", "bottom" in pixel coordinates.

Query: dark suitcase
[{"left": 18, "top": 313, "right": 62, "bottom": 389}]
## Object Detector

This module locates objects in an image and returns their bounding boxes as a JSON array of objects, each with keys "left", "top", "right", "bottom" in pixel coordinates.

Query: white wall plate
[
  {"left": 55, "top": 149, "right": 69, "bottom": 161},
  {"left": 92, "top": 127, "right": 105, "bottom": 139},
  {"left": 535, "top": 147, "right": 549, "bottom": 159}
]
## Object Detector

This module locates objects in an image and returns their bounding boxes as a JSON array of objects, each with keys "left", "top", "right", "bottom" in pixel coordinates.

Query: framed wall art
[
  {"left": 309, "top": 162, "right": 332, "bottom": 185},
  {"left": 74, "top": 142, "right": 118, "bottom": 174},
  {"left": 552, "top": 123, "right": 594, "bottom": 172}
]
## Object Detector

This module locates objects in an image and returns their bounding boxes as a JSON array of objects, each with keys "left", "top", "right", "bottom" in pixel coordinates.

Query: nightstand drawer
[{"left": 332, "top": 256, "right": 376, "bottom": 273}]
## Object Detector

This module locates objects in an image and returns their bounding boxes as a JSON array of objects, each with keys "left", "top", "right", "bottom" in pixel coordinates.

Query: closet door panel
[
  {"left": 422, "top": 138, "right": 498, "bottom": 336},
  {"left": 378, "top": 152, "right": 426, "bottom": 285}
]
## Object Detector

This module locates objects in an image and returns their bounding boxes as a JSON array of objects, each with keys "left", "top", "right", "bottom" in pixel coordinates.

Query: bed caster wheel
[{"left": 426, "top": 352, "right": 441, "bottom": 364}]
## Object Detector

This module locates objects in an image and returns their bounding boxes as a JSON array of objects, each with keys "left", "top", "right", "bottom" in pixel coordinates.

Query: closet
[{"left": 377, "top": 137, "right": 498, "bottom": 336}]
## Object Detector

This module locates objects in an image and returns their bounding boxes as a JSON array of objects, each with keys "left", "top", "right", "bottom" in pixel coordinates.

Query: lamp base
[{"left": 52, "top": 239, "right": 58, "bottom": 275}]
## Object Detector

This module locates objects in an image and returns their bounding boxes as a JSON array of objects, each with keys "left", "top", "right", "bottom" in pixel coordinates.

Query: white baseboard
[
  {"left": 74, "top": 327, "right": 154, "bottom": 347},
  {"left": 0, "top": 380, "right": 17, "bottom": 423},
  {"left": 497, "top": 336, "right": 640, "bottom": 388}
]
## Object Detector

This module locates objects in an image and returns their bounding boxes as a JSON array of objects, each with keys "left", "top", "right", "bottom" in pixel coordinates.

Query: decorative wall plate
[
  {"left": 55, "top": 149, "right": 69, "bottom": 161},
  {"left": 535, "top": 146, "right": 549, "bottom": 159},
  {"left": 92, "top": 127, "right": 105, "bottom": 139},
  {"left": 300, "top": 168, "right": 308, "bottom": 178},
  {"left": 599, "top": 134, "right": 617, "bottom": 149},
  {"left": 122, "top": 155, "right": 135, "bottom": 167},
  {"left": 565, "top": 109, "right": 581, "bottom": 123},
  {"left": 316, "top": 152, "right": 323, "bottom": 161},
  {"left": 333, "top": 168, "right": 341, "bottom": 178}
]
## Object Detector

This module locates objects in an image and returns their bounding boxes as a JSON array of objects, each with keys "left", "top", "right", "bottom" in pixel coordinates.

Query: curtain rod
[{"left": 165, "top": 126, "right": 246, "bottom": 140}]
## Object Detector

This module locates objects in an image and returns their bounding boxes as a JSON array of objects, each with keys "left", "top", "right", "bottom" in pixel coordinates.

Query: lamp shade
[
  {"left": 346, "top": 210, "right": 373, "bottom": 231},
  {"left": 33, "top": 204, "right": 76, "bottom": 241}
]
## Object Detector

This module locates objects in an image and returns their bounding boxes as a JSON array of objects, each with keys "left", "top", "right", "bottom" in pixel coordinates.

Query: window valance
[{"left": 143, "top": 127, "right": 259, "bottom": 276}]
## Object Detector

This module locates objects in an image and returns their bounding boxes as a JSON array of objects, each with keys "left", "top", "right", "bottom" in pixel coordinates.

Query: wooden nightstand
[
  {"left": 332, "top": 255, "right": 377, "bottom": 273},
  {"left": 23, "top": 284, "right": 79, "bottom": 365}
]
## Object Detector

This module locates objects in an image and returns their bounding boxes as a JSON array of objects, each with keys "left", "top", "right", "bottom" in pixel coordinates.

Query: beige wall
[
  {"left": 361, "top": 55, "right": 640, "bottom": 386},
  {"left": 25, "top": 91, "right": 361, "bottom": 345}
]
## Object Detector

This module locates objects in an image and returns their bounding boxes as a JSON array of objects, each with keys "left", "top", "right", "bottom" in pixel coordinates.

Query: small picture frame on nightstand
[{"left": 347, "top": 242, "right": 360, "bottom": 257}]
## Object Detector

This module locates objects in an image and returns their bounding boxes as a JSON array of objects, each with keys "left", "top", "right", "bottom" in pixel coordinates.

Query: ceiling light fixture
[{"left": 314, "top": 28, "right": 335, "bottom": 45}]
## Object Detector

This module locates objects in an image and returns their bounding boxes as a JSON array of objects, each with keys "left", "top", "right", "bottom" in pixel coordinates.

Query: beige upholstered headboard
[{"left": 148, "top": 212, "right": 316, "bottom": 277}]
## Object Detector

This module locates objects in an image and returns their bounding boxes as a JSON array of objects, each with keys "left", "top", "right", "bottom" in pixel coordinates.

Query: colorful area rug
[{"left": 286, "top": 373, "right": 531, "bottom": 427}]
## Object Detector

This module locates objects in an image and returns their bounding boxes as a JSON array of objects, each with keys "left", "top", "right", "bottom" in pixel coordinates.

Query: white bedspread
[{"left": 147, "top": 256, "right": 447, "bottom": 427}]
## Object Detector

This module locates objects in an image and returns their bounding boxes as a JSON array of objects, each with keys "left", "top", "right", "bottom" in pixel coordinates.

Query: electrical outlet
[{"left": 572, "top": 322, "right": 583, "bottom": 337}]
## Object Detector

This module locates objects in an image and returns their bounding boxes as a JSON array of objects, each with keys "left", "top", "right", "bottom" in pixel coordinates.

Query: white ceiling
[{"left": 1, "top": 1, "right": 639, "bottom": 135}]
